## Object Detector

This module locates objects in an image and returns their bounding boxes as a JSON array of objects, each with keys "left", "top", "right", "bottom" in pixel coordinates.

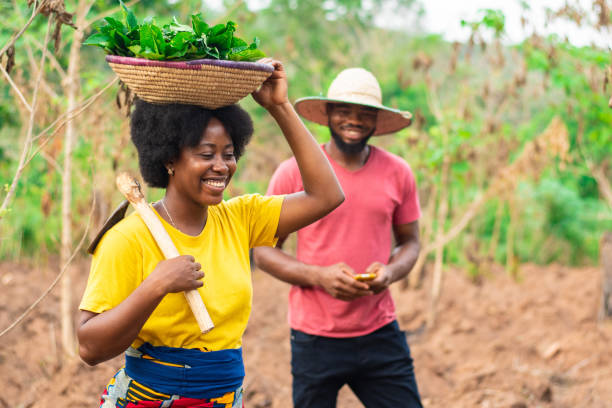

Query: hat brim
[{"left": 294, "top": 97, "right": 412, "bottom": 136}]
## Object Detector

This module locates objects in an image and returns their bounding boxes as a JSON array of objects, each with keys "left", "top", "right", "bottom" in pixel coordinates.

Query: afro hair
[{"left": 130, "top": 99, "right": 253, "bottom": 188}]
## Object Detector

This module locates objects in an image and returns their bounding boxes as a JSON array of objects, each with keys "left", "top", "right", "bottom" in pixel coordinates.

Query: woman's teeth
[{"left": 204, "top": 179, "right": 224, "bottom": 188}]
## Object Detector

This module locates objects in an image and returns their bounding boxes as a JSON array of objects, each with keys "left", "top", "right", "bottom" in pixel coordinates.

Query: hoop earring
[{"left": 167, "top": 168, "right": 174, "bottom": 176}]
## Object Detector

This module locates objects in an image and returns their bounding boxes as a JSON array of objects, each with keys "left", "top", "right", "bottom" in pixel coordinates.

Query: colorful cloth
[
  {"left": 125, "top": 343, "right": 244, "bottom": 399},
  {"left": 266, "top": 145, "right": 421, "bottom": 337},
  {"left": 99, "top": 367, "right": 243, "bottom": 408},
  {"left": 80, "top": 194, "right": 284, "bottom": 351}
]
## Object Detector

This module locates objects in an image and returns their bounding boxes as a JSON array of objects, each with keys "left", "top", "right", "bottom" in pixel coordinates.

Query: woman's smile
[{"left": 201, "top": 177, "right": 227, "bottom": 193}]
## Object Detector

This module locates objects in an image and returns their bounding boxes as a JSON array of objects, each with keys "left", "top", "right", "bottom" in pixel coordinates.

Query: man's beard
[{"left": 329, "top": 125, "right": 375, "bottom": 155}]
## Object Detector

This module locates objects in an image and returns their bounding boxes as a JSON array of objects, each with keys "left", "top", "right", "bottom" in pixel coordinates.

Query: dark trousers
[{"left": 290, "top": 320, "right": 423, "bottom": 408}]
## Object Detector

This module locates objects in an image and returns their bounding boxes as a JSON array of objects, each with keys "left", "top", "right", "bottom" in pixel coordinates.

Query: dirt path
[{"left": 0, "top": 260, "right": 610, "bottom": 407}]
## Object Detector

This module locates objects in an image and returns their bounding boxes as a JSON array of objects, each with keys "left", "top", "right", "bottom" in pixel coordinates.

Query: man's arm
[
  {"left": 365, "top": 220, "right": 420, "bottom": 293},
  {"left": 252, "top": 240, "right": 372, "bottom": 301}
]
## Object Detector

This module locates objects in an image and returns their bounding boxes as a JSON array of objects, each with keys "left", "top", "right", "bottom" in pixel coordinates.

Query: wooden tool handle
[{"left": 116, "top": 173, "right": 214, "bottom": 334}]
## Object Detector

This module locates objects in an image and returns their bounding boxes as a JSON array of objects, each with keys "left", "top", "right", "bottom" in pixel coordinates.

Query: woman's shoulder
[{"left": 93, "top": 212, "right": 147, "bottom": 254}]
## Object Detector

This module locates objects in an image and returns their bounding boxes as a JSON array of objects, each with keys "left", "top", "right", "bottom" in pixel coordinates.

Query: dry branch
[
  {"left": 58, "top": 0, "right": 96, "bottom": 356},
  {"left": 0, "top": 62, "right": 32, "bottom": 112},
  {"left": 25, "top": 77, "right": 118, "bottom": 167},
  {"left": 0, "top": 16, "right": 53, "bottom": 220},
  {"left": 25, "top": 34, "right": 67, "bottom": 79},
  {"left": 24, "top": 41, "right": 60, "bottom": 100},
  {"left": 407, "top": 185, "right": 437, "bottom": 289},
  {"left": 0, "top": 0, "right": 41, "bottom": 60},
  {"left": 427, "top": 157, "right": 450, "bottom": 328}
]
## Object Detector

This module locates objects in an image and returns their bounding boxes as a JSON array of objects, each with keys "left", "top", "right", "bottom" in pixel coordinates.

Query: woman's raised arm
[{"left": 252, "top": 59, "right": 344, "bottom": 238}]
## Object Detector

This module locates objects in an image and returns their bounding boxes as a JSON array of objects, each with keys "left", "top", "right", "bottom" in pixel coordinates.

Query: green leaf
[
  {"left": 139, "top": 23, "right": 157, "bottom": 53},
  {"left": 83, "top": 32, "right": 112, "bottom": 48},
  {"left": 225, "top": 21, "right": 237, "bottom": 34},
  {"left": 150, "top": 23, "right": 166, "bottom": 54},
  {"left": 111, "top": 27, "right": 132, "bottom": 48},
  {"left": 136, "top": 50, "right": 165, "bottom": 60},
  {"left": 170, "top": 16, "right": 192, "bottom": 32},
  {"left": 120, "top": 0, "right": 138, "bottom": 30},
  {"left": 205, "top": 47, "right": 220, "bottom": 59},
  {"left": 170, "top": 31, "right": 192, "bottom": 51},
  {"left": 164, "top": 45, "right": 187, "bottom": 59},
  {"left": 231, "top": 37, "right": 247, "bottom": 48},
  {"left": 480, "top": 9, "right": 505, "bottom": 36},
  {"left": 127, "top": 44, "right": 141, "bottom": 55},
  {"left": 230, "top": 37, "right": 249, "bottom": 54},
  {"left": 231, "top": 45, "right": 249, "bottom": 54},
  {"left": 104, "top": 17, "right": 127, "bottom": 34},
  {"left": 228, "top": 48, "right": 265, "bottom": 61},
  {"left": 208, "top": 31, "right": 233, "bottom": 50},
  {"left": 209, "top": 23, "right": 226, "bottom": 37},
  {"left": 192, "top": 13, "right": 209, "bottom": 37}
]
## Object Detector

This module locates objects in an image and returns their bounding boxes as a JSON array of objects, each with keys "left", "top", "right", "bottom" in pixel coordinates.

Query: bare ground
[{"left": 0, "top": 259, "right": 610, "bottom": 407}]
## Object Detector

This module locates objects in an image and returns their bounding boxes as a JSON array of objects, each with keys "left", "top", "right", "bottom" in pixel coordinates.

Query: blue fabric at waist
[{"left": 125, "top": 342, "right": 245, "bottom": 399}]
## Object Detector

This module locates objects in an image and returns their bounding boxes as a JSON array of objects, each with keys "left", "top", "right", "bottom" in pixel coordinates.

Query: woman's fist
[{"left": 151, "top": 255, "right": 204, "bottom": 294}]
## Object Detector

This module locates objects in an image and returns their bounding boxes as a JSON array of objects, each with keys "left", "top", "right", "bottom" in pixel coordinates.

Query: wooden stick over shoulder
[{"left": 116, "top": 173, "right": 214, "bottom": 334}]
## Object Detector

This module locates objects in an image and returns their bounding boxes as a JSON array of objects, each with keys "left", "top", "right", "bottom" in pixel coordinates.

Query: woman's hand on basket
[
  {"left": 252, "top": 59, "right": 289, "bottom": 110},
  {"left": 149, "top": 255, "right": 204, "bottom": 294}
]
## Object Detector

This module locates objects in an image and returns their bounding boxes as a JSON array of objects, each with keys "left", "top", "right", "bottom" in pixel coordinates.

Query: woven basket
[{"left": 106, "top": 55, "right": 274, "bottom": 109}]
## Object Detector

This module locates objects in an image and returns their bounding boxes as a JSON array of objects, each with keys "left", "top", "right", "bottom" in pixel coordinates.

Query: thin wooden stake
[
  {"left": 427, "top": 157, "right": 450, "bottom": 328},
  {"left": 407, "top": 184, "right": 437, "bottom": 289}
]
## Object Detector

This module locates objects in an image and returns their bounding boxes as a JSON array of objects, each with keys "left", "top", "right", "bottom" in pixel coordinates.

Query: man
[{"left": 253, "top": 67, "right": 423, "bottom": 408}]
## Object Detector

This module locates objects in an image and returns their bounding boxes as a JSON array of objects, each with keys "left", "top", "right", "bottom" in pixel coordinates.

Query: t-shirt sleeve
[
  {"left": 243, "top": 193, "right": 285, "bottom": 248},
  {"left": 79, "top": 227, "right": 143, "bottom": 313},
  {"left": 393, "top": 162, "right": 422, "bottom": 225},
  {"left": 266, "top": 159, "right": 301, "bottom": 196}
]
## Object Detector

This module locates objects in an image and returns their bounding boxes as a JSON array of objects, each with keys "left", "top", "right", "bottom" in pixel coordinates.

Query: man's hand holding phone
[
  {"left": 315, "top": 263, "right": 373, "bottom": 301},
  {"left": 360, "top": 262, "right": 393, "bottom": 294}
]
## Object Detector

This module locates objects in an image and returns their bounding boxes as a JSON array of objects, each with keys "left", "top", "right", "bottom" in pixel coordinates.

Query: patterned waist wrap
[{"left": 125, "top": 343, "right": 245, "bottom": 399}]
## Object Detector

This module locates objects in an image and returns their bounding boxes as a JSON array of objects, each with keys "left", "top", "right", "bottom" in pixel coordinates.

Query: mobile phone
[{"left": 354, "top": 273, "right": 377, "bottom": 282}]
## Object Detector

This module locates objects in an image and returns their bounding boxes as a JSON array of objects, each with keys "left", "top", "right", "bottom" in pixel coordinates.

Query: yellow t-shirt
[{"left": 79, "top": 193, "right": 284, "bottom": 351}]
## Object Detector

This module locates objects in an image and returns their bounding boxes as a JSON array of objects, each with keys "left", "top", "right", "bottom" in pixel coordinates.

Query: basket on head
[{"left": 106, "top": 56, "right": 274, "bottom": 109}]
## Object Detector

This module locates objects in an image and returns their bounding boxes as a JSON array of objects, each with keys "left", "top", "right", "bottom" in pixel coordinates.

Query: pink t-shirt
[{"left": 266, "top": 145, "right": 421, "bottom": 337}]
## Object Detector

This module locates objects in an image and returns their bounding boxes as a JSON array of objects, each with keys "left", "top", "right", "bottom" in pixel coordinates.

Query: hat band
[{"left": 326, "top": 91, "right": 382, "bottom": 107}]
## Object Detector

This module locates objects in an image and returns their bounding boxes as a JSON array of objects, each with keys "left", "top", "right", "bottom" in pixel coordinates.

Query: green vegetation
[{"left": 83, "top": 1, "right": 265, "bottom": 61}]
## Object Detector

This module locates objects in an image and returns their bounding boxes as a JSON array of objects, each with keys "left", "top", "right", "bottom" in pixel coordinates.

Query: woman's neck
[{"left": 157, "top": 188, "right": 208, "bottom": 236}]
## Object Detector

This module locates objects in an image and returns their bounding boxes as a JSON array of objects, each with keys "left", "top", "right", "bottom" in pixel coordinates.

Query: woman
[{"left": 77, "top": 60, "right": 344, "bottom": 408}]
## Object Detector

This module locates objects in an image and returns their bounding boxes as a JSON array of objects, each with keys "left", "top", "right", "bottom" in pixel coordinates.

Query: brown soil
[{"left": 0, "top": 259, "right": 610, "bottom": 407}]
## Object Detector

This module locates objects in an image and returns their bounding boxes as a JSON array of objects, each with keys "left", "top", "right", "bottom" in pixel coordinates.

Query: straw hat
[
  {"left": 106, "top": 56, "right": 274, "bottom": 109},
  {"left": 294, "top": 68, "right": 412, "bottom": 136}
]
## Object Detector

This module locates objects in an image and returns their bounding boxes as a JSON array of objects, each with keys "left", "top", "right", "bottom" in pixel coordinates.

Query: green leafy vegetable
[{"left": 83, "top": 1, "right": 265, "bottom": 62}]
